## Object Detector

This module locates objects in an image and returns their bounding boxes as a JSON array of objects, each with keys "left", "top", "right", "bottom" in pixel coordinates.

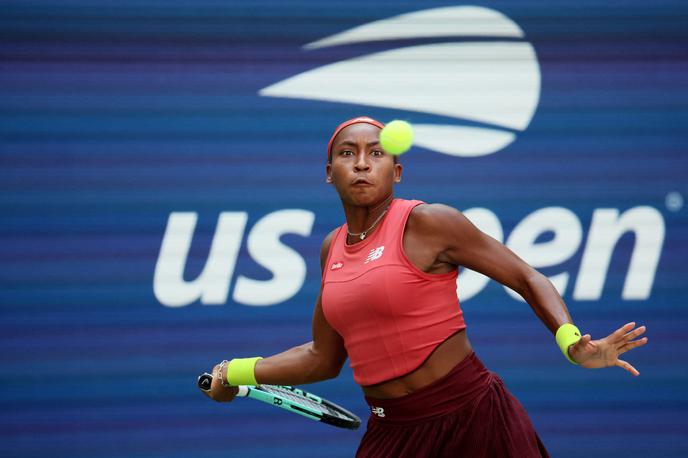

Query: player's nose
[{"left": 354, "top": 152, "right": 371, "bottom": 172}]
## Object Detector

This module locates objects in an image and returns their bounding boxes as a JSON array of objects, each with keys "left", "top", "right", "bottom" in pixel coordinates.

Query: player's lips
[{"left": 351, "top": 177, "right": 374, "bottom": 186}]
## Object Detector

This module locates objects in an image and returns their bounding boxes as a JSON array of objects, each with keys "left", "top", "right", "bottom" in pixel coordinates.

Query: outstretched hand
[{"left": 568, "top": 322, "right": 648, "bottom": 376}]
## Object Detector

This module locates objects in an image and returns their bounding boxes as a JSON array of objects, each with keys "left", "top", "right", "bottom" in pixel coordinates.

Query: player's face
[{"left": 326, "top": 123, "right": 402, "bottom": 207}]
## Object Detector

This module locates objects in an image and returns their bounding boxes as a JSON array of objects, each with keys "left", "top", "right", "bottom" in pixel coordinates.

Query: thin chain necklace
[{"left": 347, "top": 207, "right": 389, "bottom": 241}]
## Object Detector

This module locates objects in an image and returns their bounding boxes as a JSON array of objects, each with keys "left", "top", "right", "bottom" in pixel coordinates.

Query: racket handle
[
  {"left": 197, "top": 373, "right": 249, "bottom": 397},
  {"left": 198, "top": 373, "right": 213, "bottom": 391}
]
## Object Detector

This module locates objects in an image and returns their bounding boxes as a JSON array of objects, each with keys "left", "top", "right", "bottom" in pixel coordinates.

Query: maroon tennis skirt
[{"left": 356, "top": 352, "right": 549, "bottom": 458}]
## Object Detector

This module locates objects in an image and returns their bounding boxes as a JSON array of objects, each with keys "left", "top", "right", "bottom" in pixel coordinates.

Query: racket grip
[
  {"left": 197, "top": 372, "right": 249, "bottom": 397},
  {"left": 198, "top": 373, "right": 213, "bottom": 392}
]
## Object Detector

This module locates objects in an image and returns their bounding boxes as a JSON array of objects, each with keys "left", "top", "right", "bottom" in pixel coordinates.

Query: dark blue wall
[{"left": 1, "top": 1, "right": 686, "bottom": 457}]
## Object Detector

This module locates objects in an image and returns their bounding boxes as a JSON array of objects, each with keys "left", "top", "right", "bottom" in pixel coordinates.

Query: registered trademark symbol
[{"left": 665, "top": 191, "right": 684, "bottom": 212}]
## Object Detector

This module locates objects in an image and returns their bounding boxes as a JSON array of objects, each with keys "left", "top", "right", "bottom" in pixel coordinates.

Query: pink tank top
[{"left": 322, "top": 198, "right": 466, "bottom": 386}]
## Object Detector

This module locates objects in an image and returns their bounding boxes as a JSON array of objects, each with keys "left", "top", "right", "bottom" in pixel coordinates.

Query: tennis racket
[{"left": 198, "top": 373, "right": 361, "bottom": 430}]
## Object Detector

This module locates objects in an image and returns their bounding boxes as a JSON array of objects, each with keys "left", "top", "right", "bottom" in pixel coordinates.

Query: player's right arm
[
  {"left": 254, "top": 228, "right": 347, "bottom": 385},
  {"left": 204, "top": 229, "right": 347, "bottom": 402}
]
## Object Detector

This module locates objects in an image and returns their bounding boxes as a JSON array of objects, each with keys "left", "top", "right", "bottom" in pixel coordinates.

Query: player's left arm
[{"left": 414, "top": 203, "right": 648, "bottom": 375}]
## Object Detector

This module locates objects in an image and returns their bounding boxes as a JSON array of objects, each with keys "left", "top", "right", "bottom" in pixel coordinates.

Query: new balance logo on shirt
[
  {"left": 365, "top": 246, "right": 385, "bottom": 264},
  {"left": 371, "top": 406, "right": 385, "bottom": 417}
]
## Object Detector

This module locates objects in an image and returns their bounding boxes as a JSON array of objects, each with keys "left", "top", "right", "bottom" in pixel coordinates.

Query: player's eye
[
  {"left": 340, "top": 150, "right": 354, "bottom": 156},
  {"left": 371, "top": 149, "right": 384, "bottom": 156}
]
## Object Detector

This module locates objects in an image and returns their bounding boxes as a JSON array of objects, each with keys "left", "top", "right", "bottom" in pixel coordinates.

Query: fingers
[
  {"left": 615, "top": 358, "right": 640, "bottom": 376},
  {"left": 609, "top": 322, "right": 637, "bottom": 343},
  {"left": 618, "top": 336, "right": 649, "bottom": 355},
  {"left": 614, "top": 324, "right": 647, "bottom": 356},
  {"left": 622, "top": 325, "right": 647, "bottom": 342}
]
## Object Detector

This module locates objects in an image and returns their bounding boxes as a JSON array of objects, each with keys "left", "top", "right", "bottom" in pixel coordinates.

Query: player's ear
[
  {"left": 393, "top": 163, "right": 403, "bottom": 183},
  {"left": 326, "top": 163, "right": 333, "bottom": 183}
]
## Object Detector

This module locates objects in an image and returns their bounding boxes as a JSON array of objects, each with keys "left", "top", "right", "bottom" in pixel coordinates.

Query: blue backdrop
[{"left": 1, "top": 1, "right": 686, "bottom": 457}]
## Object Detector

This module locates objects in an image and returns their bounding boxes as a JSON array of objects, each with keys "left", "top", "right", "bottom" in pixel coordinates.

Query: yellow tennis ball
[{"left": 379, "top": 120, "right": 414, "bottom": 155}]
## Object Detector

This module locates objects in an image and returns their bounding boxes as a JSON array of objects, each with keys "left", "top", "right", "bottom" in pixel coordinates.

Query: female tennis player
[{"left": 202, "top": 116, "right": 648, "bottom": 457}]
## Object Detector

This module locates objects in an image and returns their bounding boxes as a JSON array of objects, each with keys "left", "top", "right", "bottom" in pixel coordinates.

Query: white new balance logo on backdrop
[{"left": 365, "top": 246, "right": 385, "bottom": 264}]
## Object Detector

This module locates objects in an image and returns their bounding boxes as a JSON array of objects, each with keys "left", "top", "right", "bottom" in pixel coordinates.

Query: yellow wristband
[
  {"left": 555, "top": 323, "right": 581, "bottom": 365},
  {"left": 226, "top": 357, "right": 263, "bottom": 386}
]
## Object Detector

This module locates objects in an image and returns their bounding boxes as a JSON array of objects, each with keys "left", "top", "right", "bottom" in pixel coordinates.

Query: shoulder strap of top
[
  {"left": 380, "top": 198, "right": 425, "bottom": 245},
  {"left": 387, "top": 198, "right": 425, "bottom": 226}
]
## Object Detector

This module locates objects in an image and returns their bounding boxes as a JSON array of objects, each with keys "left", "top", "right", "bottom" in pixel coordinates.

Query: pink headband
[{"left": 327, "top": 116, "right": 385, "bottom": 161}]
